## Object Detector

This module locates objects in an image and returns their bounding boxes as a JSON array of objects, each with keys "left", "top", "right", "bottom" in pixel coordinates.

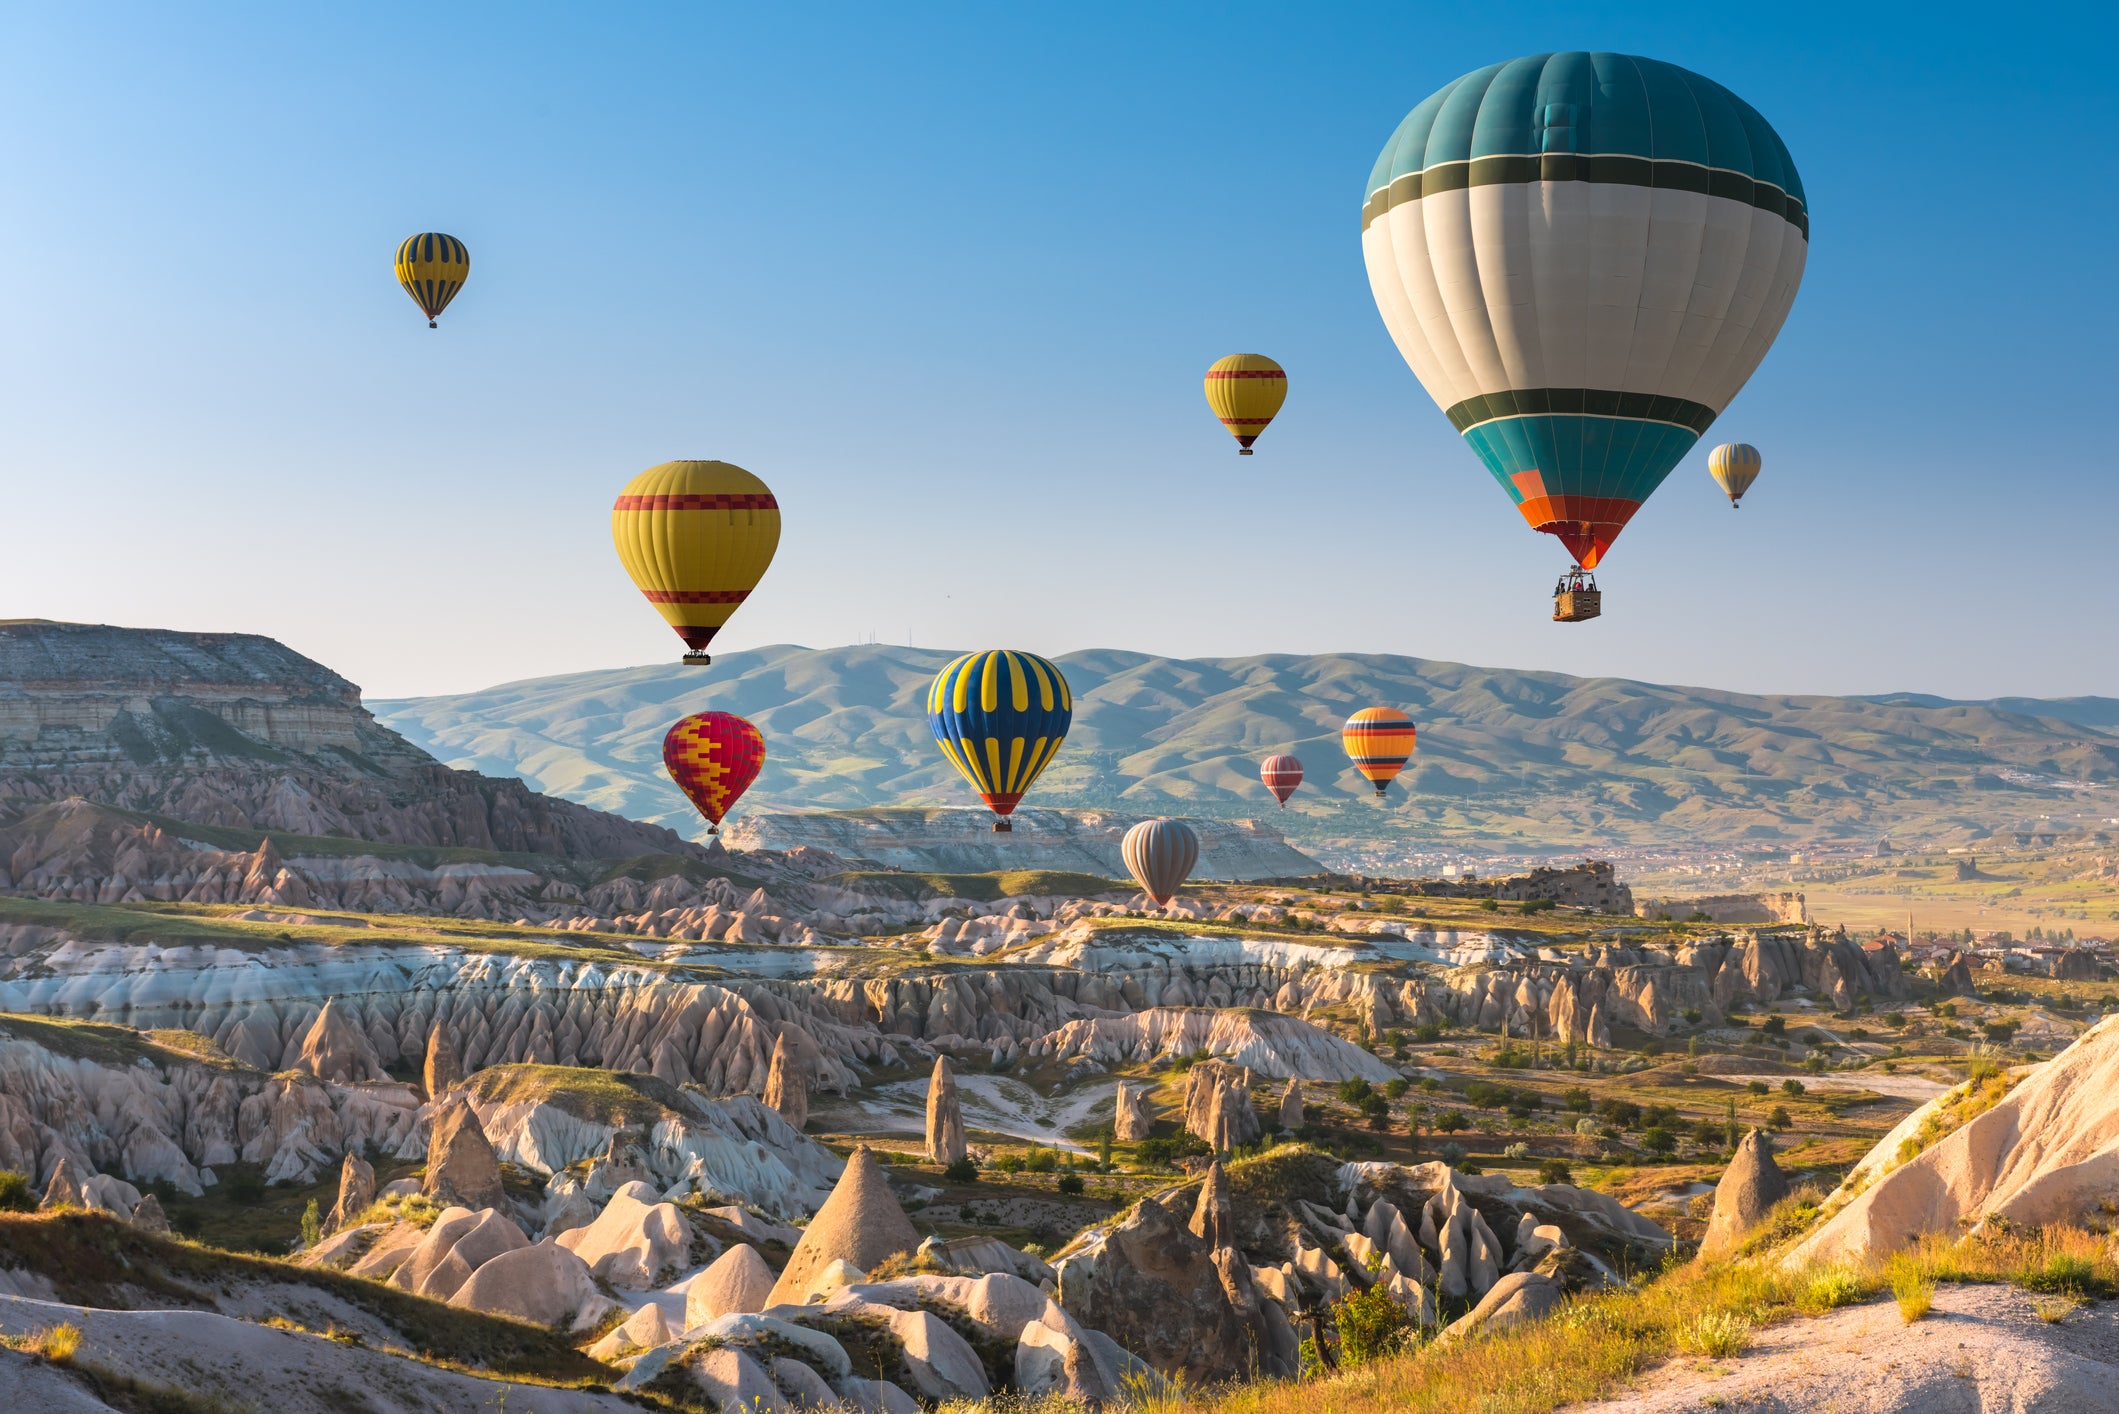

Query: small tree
[
  {"left": 300, "top": 1199, "right": 322, "bottom": 1249},
  {"left": 943, "top": 1157, "right": 980, "bottom": 1184},
  {"left": 1330, "top": 1283, "right": 1414, "bottom": 1365},
  {"left": 1098, "top": 1127, "right": 1113, "bottom": 1168},
  {"left": 1055, "top": 1172, "right": 1084, "bottom": 1196},
  {"left": 0, "top": 1170, "right": 34, "bottom": 1212}
]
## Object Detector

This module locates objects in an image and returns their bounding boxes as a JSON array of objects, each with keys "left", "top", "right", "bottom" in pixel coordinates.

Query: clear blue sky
[{"left": 3, "top": 2, "right": 2113, "bottom": 701}]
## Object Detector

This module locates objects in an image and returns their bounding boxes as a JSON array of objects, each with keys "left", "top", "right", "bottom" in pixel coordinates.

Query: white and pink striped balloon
[{"left": 1259, "top": 754, "right": 1304, "bottom": 806}]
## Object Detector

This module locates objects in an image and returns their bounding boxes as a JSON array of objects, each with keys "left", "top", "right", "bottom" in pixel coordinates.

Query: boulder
[
  {"left": 1189, "top": 1161, "right": 1233, "bottom": 1249},
  {"left": 685, "top": 1243, "right": 778, "bottom": 1329},
  {"left": 131, "top": 1192, "right": 170, "bottom": 1233},
  {"left": 1114, "top": 1081, "right": 1151, "bottom": 1142},
  {"left": 80, "top": 1174, "right": 140, "bottom": 1218},
  {"left": 836, "top": 1271, "right": 1056, "bottom": 1345},
  {"left": 806, "top": 1258, "right": 866, "bottom": 1303},
  {"left": 423, "top": 1098, "right": 503, "bottom": 1210},
  {"left": 327, "top": 1151, "right": 376, "bottom": 1233},
  {"left": 926, "top": 1056, "right": 967, "bottom": 1166},
  {"left": 1056, "top": 1182, "right": 1297, "bottom": 1382},
  {"left": 448, "top": 1241, "right": 612, "bottom": 1329},
  {"left": 1793, "top": 1015, "right": 2119, "bottom": 1265},
  {"left": 391, "top": 1207, "right": 524, "bottom": 1300},
  {"left": 1279, "top": 1078, "right": 1304, "bottom": 1130},
  {"left": 40, "top": 1156, "right": 86, "bottom": 1210},
  {"left": 693, "top": 1313, "right": 853, "bottom": 1381},
  {"left": 300, "top": 1222, "right": 381, "bottom": 1270},
  {"left": 1017, "top": 1316, "right": 1114, "bottom": 1405},
  {"left": 764, "top": 1032, "right": 808, "bottom": 1130},
  {"left": 843, "top": 1303, "right": 989, "bottom": 1401},
  {"left": 556, "top": 1182, "right": 693, "bottom": 1289},
  {"left": 766, "top": 1148, "right": 921, "bottom": 1307},
  {"left": 1700, "top": 1130, "right": 1790, "bottom": 1258},
  {"left": 346, "top": 1220, "right": 427, "bottom": 1282},
  {"left": 842, "top": 1378, "right": 920, "bottom": 1414},
  {"left": 771, "top": 1356, "right": 839, "bottom": 1410},
  {"left": 423, "top": 1020, "right": 464, "bottom": 1098},
  {"left": 685, "top": 1346, "right": 788, "bottom": 1414},
  {"left": 1438, "top": 1271, "right": 1563, "bottom": 1343}
]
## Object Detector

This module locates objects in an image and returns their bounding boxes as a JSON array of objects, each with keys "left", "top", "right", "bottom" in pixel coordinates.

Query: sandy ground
[
  {"left": 1577, "top": 1285, "right": 2119, "bottom": 1413},
  {"left": 1715, "top": 1072, "right": 1949, "bottom": 1101},
  {"left": 0, "top": 1294, "right": 636, "bottom": 1414}
]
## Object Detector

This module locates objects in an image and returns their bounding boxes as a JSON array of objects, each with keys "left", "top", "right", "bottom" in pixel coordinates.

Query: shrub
[
  {"left": 1434, "top": 1109, "right": 1467, "bottom": 1133},
  {"left": 1330, "top": 1283, "right": 1415, "bottom": 1365},
  {"left": 1675, "top": 1311, "right": 1752, "bottom": 1358},
  {"left": 1641, "top": 1126, "right": 1678, "bottom": 1157},
  {"left": 1537, "top": 1158, "right": 1574, "bottom": 1185},
  {"left": 1337, "top": 1078, "right": 1375, "bottom": 1105},
  {"left": 1798, "top": 1267, "right": 1873, "bottom": 1313},
  {"left": 1747, "top": 1081, "right": 1770, "bottom": 1096},
  {"left": 1521, "top": 898, "right": 1555, "bottom": 914},
  {"left": 1412, "top": 1021, "right": 1445, "bottom": 1043},
  {"left": 300, "top": 1198, "right": 322, "bottom": 1249},
  {"left": 1438, "top": 1141, "right": 1468, "bottom": 1166},
  {"left": 991, "top": 1152, "right": 1025, "bottom": 1173},
  {"left": 1481, "top": 899, "right": 1499, "bottom": 912},
  {"left": 1761, "top": 1016, "right": 1787, "bottom": 1036},
  {"left": 1561, "top": 1087, "right": 1592, "bottom": 1113},
  {"left": 1382, "top": 1077, "right": 1410, "bottom": 1100},
  {"left": 26, "top": 1322, "right": 82, "bottom": 1365},
  {"left": 942, "top": 1157, "right": 979, "bottom": 1184},
  {"left": 1055, "top": 1173, "right": 1084, "bottom": 1196},
  {"left": 1024, "top": 1148, "right": 1060, "bottom": 1174},
  {"left": 1502, "top": 1142, "right": 1531, "bottom": 1160},
  {"left": 0, "top": 1170, "right": 34, "bottom": 1212},
  {"left": 1767, "top": 1106, "right": 1793, "bottom": 1131},
  {"left": 1781, "top": 1078, "right": 1807, "bottom": 1097},
  {"left": 1890, "top": 1262, "right": 1934, "bottom": 1322},
  {"left": 1597, "top": 1099, "right": 1642, "bottom": 1129},
  {"left": 1885, "top": 1012, "right": 1907, "bottom": 1028}
]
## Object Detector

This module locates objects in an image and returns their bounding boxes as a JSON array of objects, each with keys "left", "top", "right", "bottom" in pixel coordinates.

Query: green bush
[
  {"left": 1024, "top": 1148, "right": 1060, "bottom": 1174},
  {"left": 1336, "top": 1078, "right": 1374, "bottom": 1105},
  {"left": 1055, "top": 1173, "right": 1084, "bottom": 1196},
  {"left": 1641, "top": 1126, "right": 1678, "bottom": 1157},
  {"left": 1536, "top": 1158, "right": 1573, "bottom": 1185},
  {"left": 942, "top": 1157, "right": 979, "bottom": 1184},
  {"left": 1412, "top": 1021, "right": 1445, "bottom": 1043},
  {"left": 1747, "top": 1080, "right": 1770, "bottom": 1096},
  {"left": 1382, "top": 1077, "right": 1410, "bottom": 1100},
  {"left": 1330, "top": 1283, "right": 1414, "bottom": 1365},
  {"left": 0, "top": 1170, "right": 34, "bottom": 1212},
  {"left": 1782, "top": 1078, "right": 1807, "bottom": 1097},
  {"left": 1561, "top": 1087, "right": 1592, "bottom": 1113}
]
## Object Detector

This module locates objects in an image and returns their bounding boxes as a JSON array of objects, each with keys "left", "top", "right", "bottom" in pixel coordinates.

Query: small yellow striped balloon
[
  {"left": 1203, "top": 354, "right": 1287, "bottom": 454},
  {"left": 1708, "top": 443, "right": 1763, "bottom": 507},
  {"left": 611, "top": 460, "right": 782, "bottom": 665},
  {"left": 395, "top": 232, "right": 470, "bottom": 328},
  {"left": 1342, "top": 706, "right": 1417, "bottom": 797}
]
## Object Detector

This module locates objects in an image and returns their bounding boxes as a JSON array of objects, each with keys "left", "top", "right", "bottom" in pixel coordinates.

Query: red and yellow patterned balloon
[
  {"left": 662, "top": 712, "right": 765, "bottom": 833},
  {"left": 1342, "top": 707, "right": 1417, "bottom": 798}
]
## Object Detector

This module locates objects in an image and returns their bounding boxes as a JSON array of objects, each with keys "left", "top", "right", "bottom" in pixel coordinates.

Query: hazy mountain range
[{"left": 371, "top": 645, "right": 2119, "bottom": 857}]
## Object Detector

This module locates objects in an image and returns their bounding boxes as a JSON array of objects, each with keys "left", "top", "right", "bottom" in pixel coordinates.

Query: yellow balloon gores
[
  {"left": 611, "top": 460, "right": 781, "bottom": 665},
  {"left": 1203, "top": 354, "right": 1287, "bottom": 454}
]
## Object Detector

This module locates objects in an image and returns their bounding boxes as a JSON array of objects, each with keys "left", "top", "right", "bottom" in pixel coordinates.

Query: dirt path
[
  {"left": 1576, "top": 1284, "right": 2119, "bottom": 1412},
  {"left": 1715, "top": 1072, "right": 1948, "bottom": 1101}
]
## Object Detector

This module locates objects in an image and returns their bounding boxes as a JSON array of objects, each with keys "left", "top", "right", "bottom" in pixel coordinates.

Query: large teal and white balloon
[{"left": 1362, "top": 53, "right": 1807, "bottom": 570}]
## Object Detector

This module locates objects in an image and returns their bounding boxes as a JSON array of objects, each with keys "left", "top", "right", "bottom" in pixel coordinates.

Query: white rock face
[
  {"left": 556, "top": 1183, "right": 693, "bottom": 1289},
  {"left": 1035, "top": 1007, "right": 1395, "bottom": 1081},
  {"left": 448, "top": 1242, "right": 614, "bottom": 1330}
]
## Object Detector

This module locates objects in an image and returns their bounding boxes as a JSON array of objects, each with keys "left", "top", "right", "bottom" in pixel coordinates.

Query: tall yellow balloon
[
  {"left": 1203, "top": 354, "right": 1287, "bottom": 454},
  {"left": 1708, "top": 443, "right": 1763, "bottom": 508},
  {"left": 394, "top": 233, "right": 470, "bottom": 328},
  {"left": 611, "top": 460, "right": 781, "bottom": 665}
]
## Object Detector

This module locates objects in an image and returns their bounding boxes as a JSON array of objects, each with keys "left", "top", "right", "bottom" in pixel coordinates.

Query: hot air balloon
[
  {"left": 662, "top": 712, "right": 765, "bottom": 834},
  {"left": 1123, "top": 818, "right": 1199, "bottom": 906},
  {"left": 1260, "top": 754, "right": 1304, "bottom": 806},
  {"left": 928, "top": 650, "right": 1072, "bottom": 833},
  {"left": 1362, "top": 54, "right": 1807, "bottom": 620},
  {"left": 1708, "top": 443, "right": 1763, "bottom": 507},
  {"left": 1343, "top": 707, "right": 1416, "bottom": 797},
  {"left": 395, "top": 233, "right": 470, "bottom": 328},
  {"left": 1203, "top": 354, "right": 1287, "bottom": 454},
  {"left": 612, "top": 460, "right": 782, "bottom": 665}
]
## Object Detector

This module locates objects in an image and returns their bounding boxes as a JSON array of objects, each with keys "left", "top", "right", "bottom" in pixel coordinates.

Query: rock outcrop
[
  {"left": 40, "top": 1156, "right": 85, "bottom": 1209},
  {"left": 449, "top": 1241, "right": 610, "bottom": 1329},
  {"left": 764, "top": 1032, "right": 807, "bottom": 1130},
  {"left": 926, "top": 1057, "right": 966, "bottom": 1166},
  {"left": 294, "top": 1000, "right": 386, "bottom": 1086},
  {"left": 1278, "top": 1078, "right": 1303, "bottom": 1130},
  {"left": 767, "top": 1148, "right": 921, "bottom": 1307},
  {"left": 1037, "top": 1006, "right": 1397, "bottom": 1082},
  {"left": 1189, "top": 1161, "right": 1233, "bottom": 1249},
  {"left": 424, "top": 1099, "right": 503, "bottom": 1210},
  {"left": 555, "top": 1181, "right": 693, "bottom": 1289},
  {"left": 1114, "top": 1082, "right": 1151, "bottom": 1141},
  {"left": 1701, "top": 1130, "right": 1789, "bottom": 1258},
  {"left": 1793, "top": 1016, "right": 2119, "bottom": 1265},
  {"left": 328, "top": 1152, "right": 376, "bottom": 1233},
  {"left": 686, "top": 1243, "right": 778, "bottom": 1328},
  {"left": 423, "top": 1022, "right": 463, "bottom": 1098},
  {"left": 1184, "top": 1061, "right": 1260, "bottom": 1151}
]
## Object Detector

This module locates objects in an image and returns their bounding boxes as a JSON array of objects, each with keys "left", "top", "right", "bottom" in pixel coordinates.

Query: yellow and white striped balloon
[{"left": 1708, "top": 443, "right": 1763, "bottom": 507}]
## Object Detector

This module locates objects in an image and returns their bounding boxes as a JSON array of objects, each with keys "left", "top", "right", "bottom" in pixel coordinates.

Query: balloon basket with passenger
[{"left": 1552, "top": 569, "right": 1601, "bottom": 623}]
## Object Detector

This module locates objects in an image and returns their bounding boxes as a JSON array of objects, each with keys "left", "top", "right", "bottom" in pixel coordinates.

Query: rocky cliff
[
  {"left": 723, "top": 807, "right": 1323, "bottom": 879},
  {"left": 0, "top": 621, "right": 699, "bottom": 860}
]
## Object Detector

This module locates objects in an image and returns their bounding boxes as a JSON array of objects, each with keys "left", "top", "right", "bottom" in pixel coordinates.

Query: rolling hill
[{"left": 370, "top": 646, "right": 2119, "bottom": 859}]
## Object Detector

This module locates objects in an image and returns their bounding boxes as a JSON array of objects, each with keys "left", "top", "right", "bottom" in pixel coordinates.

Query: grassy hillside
[{"left": 372, "top": 646, "right": 2119, "bottom": 854}]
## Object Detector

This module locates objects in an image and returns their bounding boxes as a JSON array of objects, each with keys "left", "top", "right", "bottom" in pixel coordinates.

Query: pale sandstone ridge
[
  {"left": 767, "top": 1148, "right": 921, "bottom": 1307},
  {"left": 1113, "top": 1081, "right": 1151, "bottom": 1141},
  {"left": 1184, "top": 1060, "right": 1260, "bottom": 1151},
  {"left": 925, "top": 1056, "right": 966, "bottom": 1165},
  {"left": 723, "top": 806, "right": 1324, "bottom": 879},
  {"left": 1038, "top": 1006, "right": 1397, "bottom": 1081},
  {"left": 424, "top": 1098, "right": 503, "bottom": 1210},
  {"left": 1700, "top": 1130, "right": 1788, "bottom": 1258},
  {"left": 763, "top": 1031, "right": 806, "bottom": 1130},
  {"left": 1793, "top": 1015, "right": 2119, "bottom": 1265}
]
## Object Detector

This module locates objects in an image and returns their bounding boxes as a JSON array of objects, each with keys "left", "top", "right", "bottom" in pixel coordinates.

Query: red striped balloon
[
  {"left": 663, "top": 712, "right": 766, "bottom": 833},
  {"left": 1342, "top": 707, "right": 1417, "bottom": 797},
  {"left": 1259, "top": 754, "right": 1304, "bottom": 806}
]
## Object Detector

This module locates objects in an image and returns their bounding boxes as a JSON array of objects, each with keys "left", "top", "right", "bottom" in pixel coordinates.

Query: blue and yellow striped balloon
[
  {"left": 927, "top": 649, "right": 1072, "bottom": 833},
  {"left": 395, "top": 232, "right": 470, "bottom": 328}
]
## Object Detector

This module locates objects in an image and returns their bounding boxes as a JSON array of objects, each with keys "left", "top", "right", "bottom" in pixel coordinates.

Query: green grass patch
[{"left": 464, "top": 1063, "right": 684, "bottom": 1129}]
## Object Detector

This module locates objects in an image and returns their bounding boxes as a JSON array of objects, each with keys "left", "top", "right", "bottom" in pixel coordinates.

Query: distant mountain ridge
[{"left": 371, "top": 645, "right": 2119, "bottom": 853}]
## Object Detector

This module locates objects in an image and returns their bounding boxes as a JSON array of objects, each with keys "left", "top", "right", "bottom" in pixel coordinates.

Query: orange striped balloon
[{"left": 1342, "top": 707, "right": 1416, "bottom": 797}]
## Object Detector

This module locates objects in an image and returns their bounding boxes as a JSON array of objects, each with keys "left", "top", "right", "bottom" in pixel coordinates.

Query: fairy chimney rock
[
  {"left": 1701, "top": 1129, "right": 1791, "bottom": 1258},
  {"left": 764, "top": 1032, "right": 808, "bottom": 1130},
  {"left": 1278, "top": 1078, "right": 1304, "bottom": 1130},
  {"left": 766, "top": 1148, "right": 920, "bottom": 1307},
  {"left": 329, "top": 1151, "right": 377, "bottom": 1233},
  {"left": 1114, "top": 1081, "right": 1152, "bottom": 1142},
  {"left": 40, "top": 1157, "right": 85, "bottom": 1210},
  {"left": 424, "top": 1097, "right": 504, "bottom": 1210},
  {"left": 926, "top": 1056, "right": 967, "bottom": 1166},
  {"left": 423, "top": 1021, "right": 464, "bottom": 1099},
  {"left": 294, "top": 998, "right": 386, "bottom": 1085},
  {"left": 1190, "top": 1159, "right": 1234, "bottom": 1249}
]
